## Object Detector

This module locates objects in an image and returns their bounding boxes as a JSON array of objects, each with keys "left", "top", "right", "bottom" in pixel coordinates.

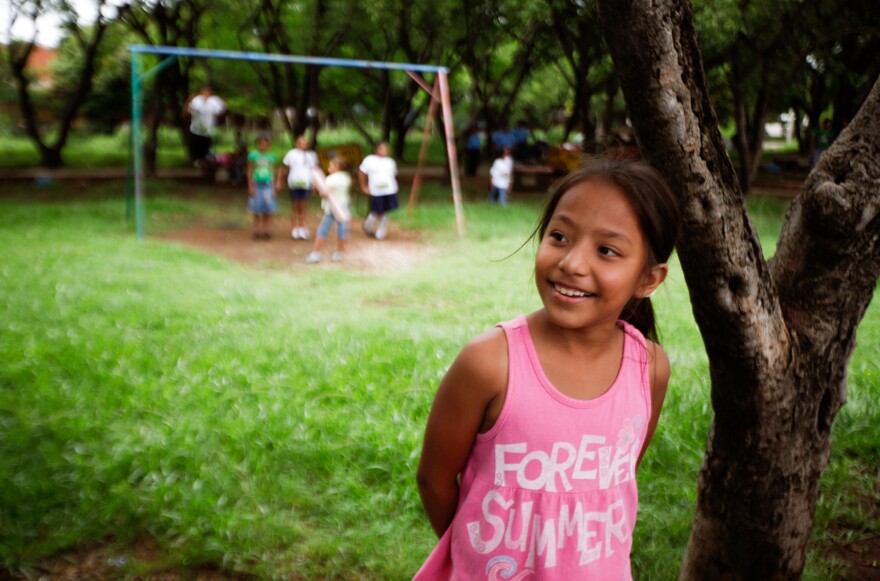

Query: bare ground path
[{"left": 159, "top": 209, "right": 432, "bottom": 274}]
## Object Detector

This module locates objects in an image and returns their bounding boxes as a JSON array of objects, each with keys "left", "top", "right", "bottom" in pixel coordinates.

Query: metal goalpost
[{"left": 128, "top": 44, "right": 465, "bottom": 240}]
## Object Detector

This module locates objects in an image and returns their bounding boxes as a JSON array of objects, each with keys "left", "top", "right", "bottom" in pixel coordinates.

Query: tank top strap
[
  {"left": 496, "top": 315, "right": 531, "bottom": 360},
  {"left": 618, "top": 320, "right": 652, "bottom": 412}
]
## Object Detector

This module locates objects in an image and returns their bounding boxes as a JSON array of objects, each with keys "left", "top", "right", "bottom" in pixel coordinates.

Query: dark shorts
[
  {"left": 189, "top": 134, "right": 212, "bottom": 161},
  {"left": 289, "top": 188, "right": 310, "bottom": 202},
  {"left": 370, "top": 193, "right": 399, "bottom": 214}
]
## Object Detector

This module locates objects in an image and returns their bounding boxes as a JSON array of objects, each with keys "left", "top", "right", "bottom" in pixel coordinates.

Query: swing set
[{"left": 128, "top": 45, "right": 464, "bottom": 240}]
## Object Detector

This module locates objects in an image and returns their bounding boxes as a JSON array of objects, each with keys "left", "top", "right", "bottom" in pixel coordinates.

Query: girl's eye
[
  {"left": 548, "top": 231, "right": 567, "bottom": 242},
  {"left": 599, "top": 246, "right": 620, "bottom": 257}
]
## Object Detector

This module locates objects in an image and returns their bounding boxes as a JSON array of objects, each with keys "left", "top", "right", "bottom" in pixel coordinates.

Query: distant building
[{"left": 26, "top": 45, "right": 59, "bottom": 87}]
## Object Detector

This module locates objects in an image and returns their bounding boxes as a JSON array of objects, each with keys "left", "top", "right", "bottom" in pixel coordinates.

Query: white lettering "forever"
[{"left": 493, "top": 434, "right": 638, "bottom": 492}]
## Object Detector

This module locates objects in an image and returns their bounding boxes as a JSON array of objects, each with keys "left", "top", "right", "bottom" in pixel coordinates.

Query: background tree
[
  {"left": 454, "top": 0, "right": 553, "bottom": 155},
  {"left": 692, "top": 0, "right": 880, "bottom": 192},
  {"left": 119, "top": 0, "right": 211, "bottom": 173},
  {"left": 598, "top": 0, "right": 880, "bottom": 578},
  {"left": 79, "top": 41, "right": 132, "bottom": 133},
  {"left": 788, "top": 13, "right": 880, "bottom": 149},
  {"left": 330, "top": 0, "right": 459, "bottom": 158},
  {"left": 544, "top": 0, "right": 618, "bottom": 145},
  {"left": 6, "top": 0, "right": 114, "bottom": 167},
  {"left": 237, "top": 0, "right": 347, "bottom": 142}
]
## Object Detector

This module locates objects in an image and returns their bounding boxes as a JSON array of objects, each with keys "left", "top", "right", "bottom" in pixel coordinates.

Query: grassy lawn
[{"left": 0, "top": 183, "right": 876, "bottom": 579}]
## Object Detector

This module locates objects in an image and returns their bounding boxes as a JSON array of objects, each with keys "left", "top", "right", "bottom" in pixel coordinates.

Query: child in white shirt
[
  {"left": 488, "top": 147, "right": 514, "bottom": 206},
  {"left": 277, "top": 135, "right": 319, "bottom": 240},
  {"left": 306, "top": 158, "right": 352, "bottom": 263},
  {"left": 358, "top": 142, "right": 399, "bottom": 240}
]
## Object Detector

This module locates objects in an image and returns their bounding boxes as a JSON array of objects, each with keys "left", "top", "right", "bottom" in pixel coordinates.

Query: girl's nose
[{"left": 559, "top": 248, "right": 589, "bottom": 276}]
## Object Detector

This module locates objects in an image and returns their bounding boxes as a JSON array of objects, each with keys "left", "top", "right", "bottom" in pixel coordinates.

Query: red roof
[{"left": 27, "top": 45, "right": 58, "bottom": 71}]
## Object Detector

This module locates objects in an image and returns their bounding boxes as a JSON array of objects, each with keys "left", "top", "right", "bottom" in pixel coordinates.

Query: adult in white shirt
[
  {"left": 358, "top": 142, "right": 399, "bottom": 240},
  {"left": 187, "top": 85, "right": 225, "bottom": 163},
  {"left": 488, "top": 147, "right": 514, "bottom": 206},
  {"left": 277, "top": 135, "right": 319, "bottom": 240}
]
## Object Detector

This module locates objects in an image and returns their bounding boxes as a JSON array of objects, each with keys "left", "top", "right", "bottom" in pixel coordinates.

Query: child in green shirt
[{"left": 247, "top": 134, "right": 278, "bottom": 240}]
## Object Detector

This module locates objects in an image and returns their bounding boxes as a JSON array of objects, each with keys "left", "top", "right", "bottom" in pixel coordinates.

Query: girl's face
[
  {"left": 258, "top": 139, "right": 269, "bottom": 152},
  {"left": 376, "top": 143, "right": 388, "bottom": 156},
  {"left": 534, "top": 179, "right": 667, "bottom": 332}
]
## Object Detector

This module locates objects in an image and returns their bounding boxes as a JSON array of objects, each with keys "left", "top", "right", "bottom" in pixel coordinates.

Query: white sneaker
[
  {"left": 363, "top": 214, "right": 376, "bottom": 237},
  {"left": 300, "top": 227, "right": 310, "bottom": 240},
  {"left": 331, "top": 252, "right": 344, "bottom": 262},
  {"left": 376, "top": 218, "right": 388, "bottom": 240},
  {"left": 305, "top": 251, "right": 322, "bottom": 263},
  {"left": 291, "top": 228, "right": 300, "bottom": 240}
]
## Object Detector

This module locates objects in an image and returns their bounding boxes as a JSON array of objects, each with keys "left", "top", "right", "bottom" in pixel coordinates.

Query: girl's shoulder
[
  {"left": 451, "top": 326, "right": 508, "bottom": 400},
  {"left": 645, "top": 339, "right": 670, "bottom": 383}
]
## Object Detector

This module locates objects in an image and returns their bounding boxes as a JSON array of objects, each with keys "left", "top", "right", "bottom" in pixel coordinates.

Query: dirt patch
[
  {"left": 822, "top": 536, "right": 880, "bottom": 580},
  {"left": 1, "top": 535, "right": 256, "bottom": 581},
  {"left": 158, "top": 211, "right": 433, "bottom": 274}
]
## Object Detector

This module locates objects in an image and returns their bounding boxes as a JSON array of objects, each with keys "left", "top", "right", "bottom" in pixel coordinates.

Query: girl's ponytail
[{"left": 622, "top": 297, "right": 658, "bottom": 343}]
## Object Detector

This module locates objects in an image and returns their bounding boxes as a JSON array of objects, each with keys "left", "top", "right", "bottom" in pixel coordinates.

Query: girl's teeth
[{"left": 555, "top": 284, "right": 587, "bottom": 297}]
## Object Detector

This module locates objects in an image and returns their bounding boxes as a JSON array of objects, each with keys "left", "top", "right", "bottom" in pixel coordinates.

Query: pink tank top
[{"left": 414, "top": 316, "right": 652, "bottom": 580}]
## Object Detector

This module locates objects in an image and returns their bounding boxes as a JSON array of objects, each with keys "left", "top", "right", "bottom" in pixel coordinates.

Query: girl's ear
[{"left": 636, "top": 263, "right": 668, "bottom": 299}]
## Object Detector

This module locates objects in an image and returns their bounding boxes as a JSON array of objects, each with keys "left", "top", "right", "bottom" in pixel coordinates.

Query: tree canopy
[{"left": 3, "top": 0, "right": 876, "bottom": 172}]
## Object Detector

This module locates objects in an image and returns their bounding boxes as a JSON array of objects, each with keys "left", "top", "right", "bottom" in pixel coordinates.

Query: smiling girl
[{"left": 414, "top": 157, "right": 681, "bottom": 580}]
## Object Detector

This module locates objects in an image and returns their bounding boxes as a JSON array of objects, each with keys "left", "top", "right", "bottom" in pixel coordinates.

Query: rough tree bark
[{"left": 598, "top": 0, "right": 880, "bottom": 578}]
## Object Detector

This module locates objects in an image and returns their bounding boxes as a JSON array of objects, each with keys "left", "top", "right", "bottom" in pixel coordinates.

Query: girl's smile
[{"left": 551, "top": 281, "right": 595, "bottom": 299}]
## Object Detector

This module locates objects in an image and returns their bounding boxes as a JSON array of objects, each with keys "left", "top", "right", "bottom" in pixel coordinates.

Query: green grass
[{"left": 0, "top": 186, "right": 876, "bottom": 579}]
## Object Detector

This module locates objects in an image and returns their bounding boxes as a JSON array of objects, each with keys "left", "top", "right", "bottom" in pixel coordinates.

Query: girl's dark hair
[
  {"left": 331, "top": 157, "right": 349, "bottom": 171},
  {"left": 533, "top": 156, "right": 681, "bottom": 342}
]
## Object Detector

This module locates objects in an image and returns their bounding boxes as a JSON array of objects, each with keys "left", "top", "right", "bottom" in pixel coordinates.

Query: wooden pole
[
  {"left": 408, "top": 76, "right": 440, "bottom": 216},
  {"left": 438, "top": 70, "right": 465, "bottom": 235}
]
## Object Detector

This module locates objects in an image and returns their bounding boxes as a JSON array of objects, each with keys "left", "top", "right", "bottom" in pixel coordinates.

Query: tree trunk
[
  {"left": 7, "top": 22, "right": 107, "bottom": 169},
  {"left": 307, "top": 66, "right": 322, "bottom": 143},
  {"left": 598, "top": 0, "right": 880, "bottom": 578}
]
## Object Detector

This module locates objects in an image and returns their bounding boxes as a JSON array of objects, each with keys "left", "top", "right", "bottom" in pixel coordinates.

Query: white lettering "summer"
[{"left": 466, "top": 491, "right": 629, "bottom": 568}]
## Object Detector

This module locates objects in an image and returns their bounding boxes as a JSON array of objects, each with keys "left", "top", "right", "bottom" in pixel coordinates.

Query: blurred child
[
  {"left": 306, "top": 157, "right": 352, "bottom": 263},
  {"left": 358, "top": 142, "right": 398, "bottom": 240},
  {"left": 186, "top": 84, "right": 225, "bottom": 165},
  {"left": 247, "top": 134, "right": 277, "bottom": 240},
  {"left": 415, "top": 157, "right": 681, "bottom": 579},
  {"left": 488, "top": 146, "right": 514, "bottom": 206},
  {"left": 277, "top": 134, "right": 319, "bottom": 240}
]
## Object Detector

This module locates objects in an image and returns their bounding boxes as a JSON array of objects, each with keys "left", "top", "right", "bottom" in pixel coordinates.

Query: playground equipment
[{"left": 128, "top": 45, "right": 464, "bottom": 240}]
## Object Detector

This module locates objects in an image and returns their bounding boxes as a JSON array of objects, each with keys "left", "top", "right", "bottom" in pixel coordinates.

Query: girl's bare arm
[
  {"left": 416, "top": 328, "right": 507, "bottom": 537},
  {"left": 637, "top": 340, "right": 670, "bottom": 468}
]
